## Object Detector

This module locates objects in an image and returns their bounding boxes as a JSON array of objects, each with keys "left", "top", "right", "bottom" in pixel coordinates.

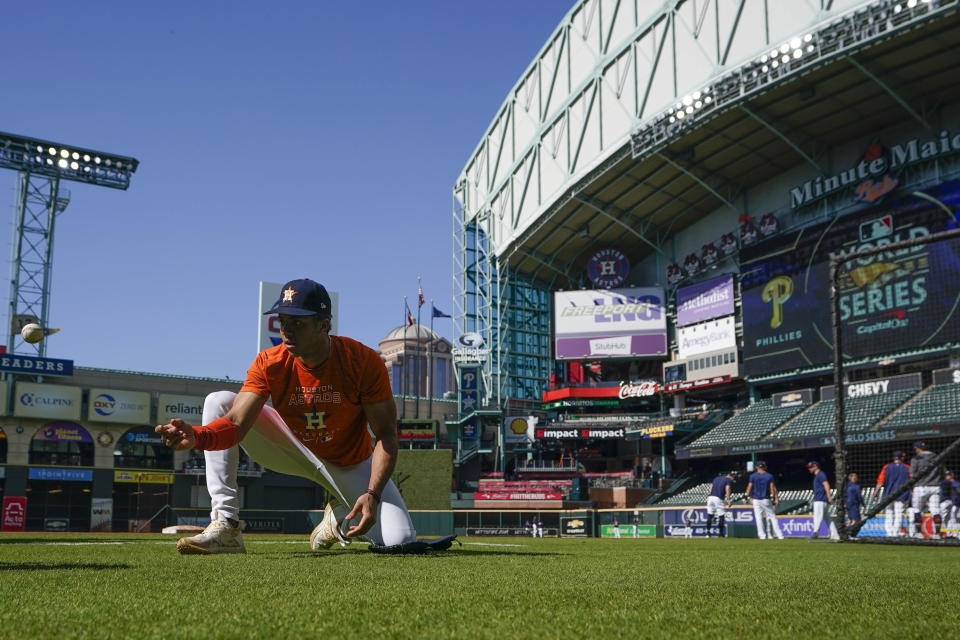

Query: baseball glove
[{"left": 368, "top": 535, "right": 459, "bottom": 554}]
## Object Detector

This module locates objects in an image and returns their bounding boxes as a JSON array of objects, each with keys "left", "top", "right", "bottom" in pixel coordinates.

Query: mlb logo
[{"left": 860, "top": 215, "right": 892, "bottom": 242}]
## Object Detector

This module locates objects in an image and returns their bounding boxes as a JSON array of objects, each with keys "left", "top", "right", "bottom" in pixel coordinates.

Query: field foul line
[{"left": 462, "top": 542, "right": 525, "bottom": 547}]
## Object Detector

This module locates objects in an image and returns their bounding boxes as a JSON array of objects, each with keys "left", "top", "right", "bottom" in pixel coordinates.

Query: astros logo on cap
[{"left": 282, "top": 287, "right": 297, "bottom": 303}]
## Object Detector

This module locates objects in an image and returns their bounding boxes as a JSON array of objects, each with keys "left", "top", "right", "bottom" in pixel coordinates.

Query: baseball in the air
[{"left": 20, "top": 323, "right": 45, "bottom": 344}]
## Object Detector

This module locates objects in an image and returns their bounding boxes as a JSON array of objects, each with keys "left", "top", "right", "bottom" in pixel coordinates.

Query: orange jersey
[{"left": 240, "top": 336, "right": 392, "bottom": 466}]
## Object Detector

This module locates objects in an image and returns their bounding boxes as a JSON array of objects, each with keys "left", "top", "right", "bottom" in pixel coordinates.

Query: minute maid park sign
[{"left": 790, "top": 130, "right": 960, "bottom": 209}]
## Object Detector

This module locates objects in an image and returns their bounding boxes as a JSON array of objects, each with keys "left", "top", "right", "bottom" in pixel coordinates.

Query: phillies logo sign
[{"left": 587, "top": 248, "right": 630, "bottom": 288}]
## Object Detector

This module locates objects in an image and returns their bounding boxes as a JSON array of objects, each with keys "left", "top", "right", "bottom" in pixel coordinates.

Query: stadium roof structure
[{"left": 456, "top": 0, "right": 960, "bottom": 289}]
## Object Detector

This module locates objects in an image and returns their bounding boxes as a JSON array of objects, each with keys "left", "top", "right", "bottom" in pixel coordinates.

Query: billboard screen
[
  {"left": 553, "top": 287, "right": 666, "bottom": 359},
  {"left": 676, "top": 274, "right": 735, "bottom": 326},
  {"left": 740, "top": 181, "right": 960, "bottom": 377}
]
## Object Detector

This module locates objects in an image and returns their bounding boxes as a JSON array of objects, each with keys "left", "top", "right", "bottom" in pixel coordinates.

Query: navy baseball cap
[
  {"left": 756, "top": 460, "right": 767, "bottom": 468},
  {"left": 806, "top": 461, "right": 819, "bottom": 469},
  {"left": 946, "top": 470, "right": 954, "bottom": 476},
  {"left": 913, "top": 441, "right": 925, "bottom": 449},
  {"left": 264, "top": 279, "right": 332, "bottom": 317},
  {"left": 893, "top": 451, "right": 903, "bottom": 459}
]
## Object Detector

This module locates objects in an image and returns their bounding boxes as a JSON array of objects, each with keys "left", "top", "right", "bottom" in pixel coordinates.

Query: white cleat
[
  {"left": 177, "top": 510, "right": 245, "bottom": 555},
  {"left": 310, "top": 502, "right": 351, "bottom": 550}
]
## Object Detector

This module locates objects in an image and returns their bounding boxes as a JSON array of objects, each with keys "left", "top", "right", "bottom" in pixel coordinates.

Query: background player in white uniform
[
  {"left": 806, "top": 461, "right": 839, "bottom": 540},
  {"left": 909, "top": 441, "right": 942, "bottom": 537},
  {"left": 743, "top": 461, "right": 783, "bottom": 540},
  {"left": 706, "top": 472, "right": 734, "bottom": 538}
]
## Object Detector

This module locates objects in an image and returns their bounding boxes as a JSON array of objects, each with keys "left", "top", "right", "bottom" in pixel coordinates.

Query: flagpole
[
  {"left": 416, "top": 275, "right": 423, "bottom": 419},
  {"left": 429, "top": 299, "right": 435, "bottom": 420},
  {"left": 401, "top": 296, "right": 408, "bottom": 420}
]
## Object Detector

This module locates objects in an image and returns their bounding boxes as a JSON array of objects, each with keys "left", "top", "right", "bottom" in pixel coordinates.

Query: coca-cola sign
[{"left": 618, "top": 380, "right": 659, "bottom": 399}]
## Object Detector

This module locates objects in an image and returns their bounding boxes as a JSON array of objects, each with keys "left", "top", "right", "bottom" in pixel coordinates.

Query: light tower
[{"left": 0, "top": 131, "right": 138, "bottom": 356}]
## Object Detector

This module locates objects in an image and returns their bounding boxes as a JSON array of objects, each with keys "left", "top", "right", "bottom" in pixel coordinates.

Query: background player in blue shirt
[
  {"left": 875, "top": 451, "right": 911, "bottom": 537},
  {"left": 743, "top": 461, "right": 783, "bottom": 540},
  {"left": 706, "top": 472, "right": 734, "bottom": 538},
  {"left": 806, "top": 461, "right": 839, "bottom": 540},
  {"left": 845, "top": 472, "right": 863, "bottom": 535}
]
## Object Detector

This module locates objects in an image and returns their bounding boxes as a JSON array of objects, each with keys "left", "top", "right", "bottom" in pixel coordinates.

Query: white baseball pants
[
  {"left": 812, "top": 501, "right": 839, "bottom": 539},
  {"left": 201, "top": 390, "right": 417, "bottom": 546},
  {"left": 909, "top": 486, "right": 941, "bottom": 536},
  {"left": 706, "top": 496, "right": 727, "bottom": 517},
  {"left": 751, "top": 499, "right": 783, "bottom": 539},
  {"left": 884, "top": 500, "right": 906, "bottom": 537}
]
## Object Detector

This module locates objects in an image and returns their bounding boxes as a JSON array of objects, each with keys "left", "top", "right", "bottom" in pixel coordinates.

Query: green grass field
[{"left": 1, "top": 534, "right": 958, "bottom": 639}]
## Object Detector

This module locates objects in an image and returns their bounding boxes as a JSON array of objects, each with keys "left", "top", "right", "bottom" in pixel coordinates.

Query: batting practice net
[{"left": 829, "top": 217, "right": 960, "bottom": 543}]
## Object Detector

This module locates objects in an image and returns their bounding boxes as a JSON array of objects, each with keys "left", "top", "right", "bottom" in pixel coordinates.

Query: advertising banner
[
  {"left": 91, "top": 498, "right": 113, "bottom": 532},
  {"left": 677, "top": 316, "right": 737, "bottom": 359},
  {"left": 34, "top": 422, "right": 92, "bottom": 443},
  {"left": 473, "top": 492, "right": 563, "bottom": 501},
  {"left": 28, "top": 468, "right": 93, "bottom": 482},
  {"left": 259, "top": 281, "right": 340, "bottom": 352},
  {"left": 44, "top": 518, "right": 69, "bottom": 532},
  {"left": 504, "top": 416, "right": 534, "bottom": 444},
  {"left": 820, "top": 372, "right": 922, "bottom": 401},
  {"left": 601, "top": 524, "right": 655, "bottom": 538},
  {"left": 244, "top": 518, "right": 284, "bottom": 533},
  {"left": 535, "top": 426, "right": 625, "bottom": 440},
  {"left": 772, "top": 389, "right": 814, "bottom": 408},
  {"left": 157, "top": 393, "right": 204, "bottom": 423},
  {"left": 0, "top": 353, "right": 73, "bottom": 376},
  {"left": 932, "top": 367, "right": 960, "bottom": 385},
  {"left": 397, "top": 420, "right": 437, "bottom": 441},
  {"left": 14, "top": 382, "right": 81, "bottom": 420},
  {"left": 554, "top": 287, "right": 666, "bottom": 359},
  {"left": 676, "top": 274, "right": 735, "bottom": 326},
  {"left": 0, "top": 381, "right": 6, "bottom": 415},
  {"left": 89, "top": 388, "right": 150, "bottom": 424},
  {"left": 560, "top": 516, "right": 591, "bottom": 537},
  {"left": 113, "top": 471, "right": 174, "bottom": 484},
  {"left": 741, "top": 181, "right": 960, "bottom": 377},
  {"left": 663, "top": 507, "right": 755, "bottom": 526},
  {"left": 2, "top": 497, "right": 26, "bottom": 531},
  {"left": 466, "top": 527, "right": 556, "bottom": 536},
  {"left": 459, "top": 365, "right": 481, "bottom": 443},
  {"left": 119, "top": 425, "right": 165, "bottom": 447}
]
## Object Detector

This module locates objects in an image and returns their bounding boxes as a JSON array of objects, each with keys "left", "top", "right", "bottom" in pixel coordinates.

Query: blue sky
[{"left": 2, "top": 1, "right": 573, "bottom": 379}]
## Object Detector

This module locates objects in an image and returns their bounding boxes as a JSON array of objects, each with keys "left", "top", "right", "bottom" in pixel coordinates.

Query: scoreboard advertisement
[{"left": 741, "top": 181, "right": 960, "bottom": 377}]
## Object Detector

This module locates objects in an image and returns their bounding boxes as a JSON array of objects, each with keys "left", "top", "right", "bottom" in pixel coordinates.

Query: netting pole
[
  {"left": 830, "top": 225, "right": 960, "bottom": 541},
  {"left": 829, "top": 254, "right": 848, "bottom": 540}
]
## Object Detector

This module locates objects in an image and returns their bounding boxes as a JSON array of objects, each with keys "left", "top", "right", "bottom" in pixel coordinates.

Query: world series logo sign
[{"left": 587, "top": 248, "right": 630, "bottom": 288}]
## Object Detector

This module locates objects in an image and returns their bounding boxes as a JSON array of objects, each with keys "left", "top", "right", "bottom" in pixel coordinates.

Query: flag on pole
[
  {"left": 432, "top": 305, "right": 451, "bottom": 318},
  {"left": 406, "top": 301, "right": 415, "bottom": 326},
  {"left": 418, "top": 280, "right": 425, "bottom": 308}
]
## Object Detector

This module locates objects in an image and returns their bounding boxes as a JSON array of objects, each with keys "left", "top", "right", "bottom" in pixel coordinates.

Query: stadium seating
[
  {"left": 771, "top": 390, "right": 918, "bottom": 439},
  {"left": 875, "top": 383, "right": 960, "bottom": 429},
  {"left": 687, "top": 399, "right": 807, "bottom": 447}
]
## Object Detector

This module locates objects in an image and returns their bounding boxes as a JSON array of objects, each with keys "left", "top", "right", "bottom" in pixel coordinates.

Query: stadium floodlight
[
  {"left": 0, "top": 131, "right": 138, "bottom": 191},
  {"left": 0, "top": 130, "right": 139, "bottom": 358}
]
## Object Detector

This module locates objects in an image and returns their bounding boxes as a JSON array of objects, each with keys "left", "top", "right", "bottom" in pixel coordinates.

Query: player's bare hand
[
  {"left": 155, "top": 418, "right": 196, "bottom": 450},
  {"left": 344, "top": 492, "right": 378, "bottom": 538}
]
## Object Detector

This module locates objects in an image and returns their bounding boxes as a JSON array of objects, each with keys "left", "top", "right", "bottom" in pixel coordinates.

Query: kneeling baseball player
[{"left": 156, "top": 278, "right": 454, "bottom": 555}]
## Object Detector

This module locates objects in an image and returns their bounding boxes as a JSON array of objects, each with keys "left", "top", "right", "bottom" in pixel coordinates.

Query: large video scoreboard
[{"left": 740, "top": 180, "right": 960, "bottom": 377}]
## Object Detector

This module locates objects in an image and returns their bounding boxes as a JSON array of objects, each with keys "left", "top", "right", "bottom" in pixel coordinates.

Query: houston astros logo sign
[{"left": 587, "top": 248, "right": 630, "bottom": 288}]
